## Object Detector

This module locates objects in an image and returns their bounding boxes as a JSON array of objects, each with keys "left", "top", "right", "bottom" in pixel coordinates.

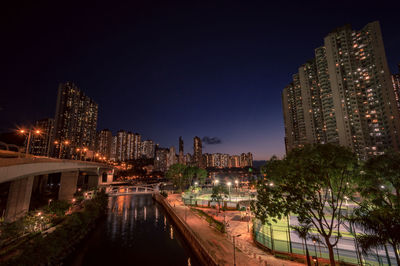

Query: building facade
[
  {"left": 392, "top": 65, "right": 400, "bottom": 113},
  {"left": 29, "top": 118, "right": 54, "bottom": 156},
  {"left": 178, "top": 136, "right": 184, "bottom": 164},
  {"left": 154, "top": 148, "right": 169, "bottom": 172},
  {"left": 193, "top": 136, "right": 203, "bottom": 168},
  {"left": 116, "top": 130, "right": 127, "bottom": 162},
  {"left": 282, "top": 21, "right": 400, "bottom": 158},
  {"left": 97, "top": 129, "right": 112, "bottom": 159},
  {"left": 167, "top": 147, "right": 177, "bottom": 168},
  {"left": 141, "top": 140, "right": 155, "bottom": 159},
  {"left": 53, "top": 82, "right": 98, "bottom": 159}
]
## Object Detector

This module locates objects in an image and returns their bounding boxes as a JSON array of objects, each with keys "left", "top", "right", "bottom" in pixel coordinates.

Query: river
[{"left": 65, "top": 194, "right": 200, "bottom": 266}]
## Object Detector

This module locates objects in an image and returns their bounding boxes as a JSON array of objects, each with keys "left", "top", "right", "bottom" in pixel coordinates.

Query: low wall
[{"left": 153, "top": 193, "right": 218, "bottom": 266}]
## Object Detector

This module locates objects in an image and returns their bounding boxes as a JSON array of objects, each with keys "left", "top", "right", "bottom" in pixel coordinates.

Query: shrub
[{"left": 160, "top": 191, "right": 168, "bottom": 198}]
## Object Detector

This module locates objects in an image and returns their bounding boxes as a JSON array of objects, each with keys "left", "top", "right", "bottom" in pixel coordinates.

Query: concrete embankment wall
[{"left": 153, "top": 193, "right": 218, "bottom": 266}]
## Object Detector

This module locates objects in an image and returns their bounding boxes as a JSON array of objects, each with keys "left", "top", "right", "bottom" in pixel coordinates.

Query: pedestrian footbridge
[{"left": 106, "top": 185, "right": 159, "bottom": 196}]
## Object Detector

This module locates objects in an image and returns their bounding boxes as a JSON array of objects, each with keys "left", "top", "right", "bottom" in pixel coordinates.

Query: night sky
[{"left": 2, "top": 0, "right": 399, "bottom": 160}]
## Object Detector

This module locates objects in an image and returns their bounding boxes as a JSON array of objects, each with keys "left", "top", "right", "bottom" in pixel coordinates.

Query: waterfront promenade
[{"left": 166, "top": 194, "right": 303, "bottom": 266}]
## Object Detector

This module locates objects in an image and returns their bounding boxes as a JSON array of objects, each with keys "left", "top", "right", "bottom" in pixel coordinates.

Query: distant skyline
[{"left": 2, "top": 1, "right": 399, "bottom": 160}]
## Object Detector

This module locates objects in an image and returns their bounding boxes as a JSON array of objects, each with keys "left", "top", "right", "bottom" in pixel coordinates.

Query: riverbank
[
  {"left": 0, "top": 191, "right": 108, "bottom": 265},
  {"left": 156, "top": 193, "right": 303, "bottom": 265}
]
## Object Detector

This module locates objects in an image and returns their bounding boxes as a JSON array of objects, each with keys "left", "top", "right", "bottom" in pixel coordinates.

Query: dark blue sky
[{"left": 1, "top": 0, "right": 399, "bottom": 160}]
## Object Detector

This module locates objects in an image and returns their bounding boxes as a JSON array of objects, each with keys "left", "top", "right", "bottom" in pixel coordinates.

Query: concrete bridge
[
  {"left": 0, "top": 156, "right": 113, "bottom": 222},
  {"left": 106, "top": 184, "right": 159, "bottom": 196}
]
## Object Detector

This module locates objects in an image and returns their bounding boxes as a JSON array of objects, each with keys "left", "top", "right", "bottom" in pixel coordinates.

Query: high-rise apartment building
[
  {"left": 240, "top": 153, "right": 253, "bottom": 167},
  {"left": 229, "top": 155, "right": 240, "bottom": 168},
  {"left": 203, "top": 153, "right": 213, "bottom": 168},
  {"left": 141, "top": 140, "right": 155, "bottom": 159},
  {"left": 110, "top": 135, "right": 117, "bottom": 161},
  {"left": 282, "top": 21, "right": 400, "bottom": 158},
  {"left": 133, "top": 133, "right": 141, "bottom": 159},
  {"left": 154, "top": 147, "right": 169, "bottom": 172},
  {"left": 193, "top": 136, "right": 203, "bottom": 168},
  {"left": 116, "top": 130, "right": 127, "bottom": 162},
  {"left": 178, "top": 136, "right": 184, "bottom": 164},
  {"left": 53, "top": 82, "right": 98, "bottom": 158},
  {"left": 29, "top": 118, "right": 54, "bottom": 156},
  {"left": 167, "top": 147, "right": 177, "bottom": 168},
  {"left": 184, "top": 153, "right": 192, "bottom": 165},
  {"left": 392, "top": 65, "right": 400, "bottom": 113},
  {"left": 126, "top": 132, "right": 135, "bottom": 160},
  {"left": 97, "top": 129, "right": 112, "bottom": 159}
]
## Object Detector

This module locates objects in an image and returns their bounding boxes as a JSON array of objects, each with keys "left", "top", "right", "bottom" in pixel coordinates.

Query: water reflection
[{"left": 65, "top": 194, "right": 200, "bottom": 266}]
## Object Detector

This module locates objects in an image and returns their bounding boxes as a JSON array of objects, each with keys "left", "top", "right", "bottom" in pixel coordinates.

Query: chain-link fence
[{"left": 253, "top": 219, "right": 397, "bottom": 265}]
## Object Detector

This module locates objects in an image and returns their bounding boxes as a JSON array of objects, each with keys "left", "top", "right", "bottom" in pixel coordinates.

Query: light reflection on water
[{"left": 65, "top": 194, "right": 200, "bottom": 266}]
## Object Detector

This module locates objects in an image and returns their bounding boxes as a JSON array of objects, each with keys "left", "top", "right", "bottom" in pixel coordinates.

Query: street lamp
[
  {"left": 82, "top": 147, "right": 88, "bottom": 161},
  {"left": 233, "top": 234, "right": 242, "bottom": 266},
  {"left": 54, "top": 140, "right": 70, "bottom": 159},
  {"left": 227, "top": 182, "right": 232, "bottom": 201},
  {"left": 312, "top": 238, "right": 319, "bottom": 265},
  {"left": 214, "top": 179, "right": 219, "bottom": 186},
  {"left": 18, "top": 128, "right": 42, "bottom": 155}
]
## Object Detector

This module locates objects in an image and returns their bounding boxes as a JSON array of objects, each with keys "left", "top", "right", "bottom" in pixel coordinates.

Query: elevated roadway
[{"left": 0, "top": 154, "right": 114, "bottom": 222}]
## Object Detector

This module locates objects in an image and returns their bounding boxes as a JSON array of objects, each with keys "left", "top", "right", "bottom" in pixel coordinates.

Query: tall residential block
[
  {"left": 97, "top": 129, "right": 112, "bottom": 159},
  {"left": 392, "top": 65, "right": 400, "bottom": 113},
  {"left": 282, "top": 21, "right": 400, "bottom": 158},
  {"left": 29, "top": 118, "right": 54, "bottom": 156},
  {"left": 141, "top": 140, "right": 155, "bottom": 159},
  {"left": 116, "top": 130, "right": 127, "bottom": 162},
  {"left": 178, "top": 136, "right": 184, "bottom": 164},
  {"left": 193, "top": 136, "right": 203, "bottom": 168},
  {"left": 133, "top": 133, "right": 141, "bottom": 159},
  {"left": 167, "top": 147, "right": 177, "bottom": 168},
  {"left": 53, "top": 82, "right": 98, "bottom": 158},
  {"left": 154, "top": 147, "right": 168, "bottom": 172}
]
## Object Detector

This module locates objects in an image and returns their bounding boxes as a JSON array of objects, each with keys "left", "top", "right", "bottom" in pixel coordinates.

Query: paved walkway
[{"left": 167, "top": 194, "right": 303, "bottom": 266}]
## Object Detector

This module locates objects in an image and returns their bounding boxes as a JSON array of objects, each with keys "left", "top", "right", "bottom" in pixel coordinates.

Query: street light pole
[
  {"left": 19, "top": 128, "right": 41, "bottom": 155},
  {"left": 233, "top": 234, "right": 241, "bottom": 266},
  {"left": 54, "top": 140, "right": 69, "bottom": 159},
  {"left": 227, "top": 182, "right": 231, "bottom": 201}
]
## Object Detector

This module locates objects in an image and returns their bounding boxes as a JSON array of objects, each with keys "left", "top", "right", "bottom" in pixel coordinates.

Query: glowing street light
[
  {"left": 54, "top": 140, "right": 70, "bottom": 159},
  {"left": 227, "top": 182, "right": 232, "bottom": 201},
  {"left": 18, "top": 128, "right": 42, "bottom": 155}
]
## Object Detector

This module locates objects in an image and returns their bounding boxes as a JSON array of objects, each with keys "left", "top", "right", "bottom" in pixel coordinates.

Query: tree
[
  {"left": 350, "top": 152, "right": 400, "bottom": 264},
  {"left": 195, "top": 168, "right": 207, "bottom": 185},
  {"left": 166, "top": 164, "right": 187, "bottom": 191},
  {"left": 252, "top": 144, "right": 359, "bottom": 265},
  {"left": 211, "top": 184, "right": 228, "bottom": 212},
  {"left": 291, "top": 221, "right": 313, "bottom": 266},
  {"left": 183, "top": 166, "right": 197, "bottom": 186}
]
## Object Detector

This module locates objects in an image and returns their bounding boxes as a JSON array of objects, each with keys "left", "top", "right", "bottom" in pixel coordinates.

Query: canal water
[{"left": 65, "top": 194, "right": 200, "bottom": 266}]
